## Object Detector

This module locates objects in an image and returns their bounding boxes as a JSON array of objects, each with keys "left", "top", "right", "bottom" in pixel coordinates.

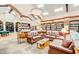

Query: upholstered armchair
[{"left": 48, "top": 39, "right": 75, "bottom": 54}]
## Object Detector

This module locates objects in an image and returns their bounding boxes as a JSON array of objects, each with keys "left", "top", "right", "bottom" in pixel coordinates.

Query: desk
[{"left": 37, "top": 38, "right": 49, "bottom": 49}]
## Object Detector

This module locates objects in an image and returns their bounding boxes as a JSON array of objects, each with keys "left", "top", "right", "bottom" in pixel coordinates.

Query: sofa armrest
[
  {"left": 33, "top": 35, "right": 41, "bottom": 39},
  {"left": 49, "top": 45, "right": 74, "bottom": 54}
]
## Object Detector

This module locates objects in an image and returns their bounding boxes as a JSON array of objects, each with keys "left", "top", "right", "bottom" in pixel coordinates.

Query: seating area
[
  {"left": 0, "top": 4, "right": 79, "bottom": 54},
  {"left": 16, "top": 29, "right": 75, "bottom": 54}
]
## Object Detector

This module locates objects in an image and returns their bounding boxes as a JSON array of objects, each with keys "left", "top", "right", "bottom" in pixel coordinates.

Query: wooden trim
[
  {"left": 41, "top": 15, "right": 79, "bottom": 22},
  {"left": 5, "top": 4, "right": 32, "bottom": 21},
  {"left": 56, "top": 21, "right": 64, "bottom": 23},
  {"left": 69, "top": 20, "right": 79, "bottom": 22},
  {"left": 31, "top": 14, "right": 38, "bottom": 20},
  {"left": 0, "top": 4, "right": 22, "bottom": 16},
  {"left": 31, "top": 14, "right": 43, "bottom": 20},
  {"left": 36, "top": 15, "right": 43, "bottom": 20},
  {"left": 20, "top": 15, "right": 32, "bottom": 20},
  {"left": 7, "top": 4, "right": 22, "bottom": 16},
  {"left": 0, "top": 5, "right": 8, "bottom": 7}
]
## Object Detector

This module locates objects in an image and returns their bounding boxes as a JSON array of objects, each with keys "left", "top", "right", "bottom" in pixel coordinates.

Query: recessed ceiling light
[
  {"left": 37, "top": 4, "right": 44, "bottom": 8},
  {"left": 43, "top": 12, "right": 49, "bottom": 15},
  {"left": 54, "top": 7, "right": 63, "bottom": 12}
]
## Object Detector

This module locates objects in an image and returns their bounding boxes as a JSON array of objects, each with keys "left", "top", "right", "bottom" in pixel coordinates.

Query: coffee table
[{"left": 37, "top": 38, "right": 49, "bottom": 49}]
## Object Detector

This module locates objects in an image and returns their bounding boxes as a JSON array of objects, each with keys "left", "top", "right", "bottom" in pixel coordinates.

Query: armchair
[
  {"left": 48, "top": 39, "right": 75, "bottom": 54},
  {"left": 48, "top": 44, "right": 74, "bottom": 54}
]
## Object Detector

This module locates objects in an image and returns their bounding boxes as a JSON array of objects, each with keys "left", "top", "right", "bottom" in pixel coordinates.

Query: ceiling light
[
  {"left": 37, "top": 4, "right": 44, "bottom": 8},
  {"left": 31, "top": 8, "right": 42, "bottom": 15},
  {"left": 43, "top": 12, "right": 49, "bottom": 15},
  {"left": 54, "top": 7, "right": 63, "bottom": 12}
]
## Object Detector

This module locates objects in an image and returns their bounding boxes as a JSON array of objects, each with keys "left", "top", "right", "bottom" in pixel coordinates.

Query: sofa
[
  {"left": 27, "top": 31, "right": 43, "bottom": 44},
  {"left": 45, "top": 31, "right": 64, "bottom": 41}
]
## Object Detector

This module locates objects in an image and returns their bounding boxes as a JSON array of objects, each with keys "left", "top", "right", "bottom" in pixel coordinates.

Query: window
[
  {"left": 17, "top": 23, "right": 30, "bottom": 32},
  {"left": 51, "top": 23, "right": 56, "bottom": 31},
  {"left": 56, "top": 22, "right": 64, "bottom": 31},
  {"left": 31, "top": 26, "right": 37, "bottom": 31},
  {"left": 69, "top": 21, "right": 79, "bottom": 32},
  {"left": 41, "top": 24, "right": 47, "bottom": 30},
  {"left": 0, "top": 21, "right": 3, "bottom": 31},
  {"left": 6, "top": 22, "right": 14, "bottom": 32},
  {"left": 46, "top": 24, "right": 51, "bottom": 31}
]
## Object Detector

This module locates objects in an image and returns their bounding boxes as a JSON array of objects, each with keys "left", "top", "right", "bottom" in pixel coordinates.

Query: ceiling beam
[
  {"left": 31, "top": 14, "right": 43, "bottom": 21},
  {"left": 0, "top": 5, "right": 8, "bottom": 7},
  {"left": 7, "top": 4, "right": 32, "bottom": 20},
  {"left": 36, "top": 15, "right": 43, "bottom": 20},
  {"left": 0, "top": 4, "right": 32, "bottom": 21},
  {"left": 41, "top": 15, "right": 79, "bottom": 22},
  {"left": 20, "top": 15, "right": 32, "bottom": 20},
  {"left": 7, "top": 4, "right": 22, "bottom": 16}
]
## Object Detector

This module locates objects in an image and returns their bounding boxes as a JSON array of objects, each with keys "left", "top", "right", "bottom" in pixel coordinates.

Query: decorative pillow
[{"left": 62, "top": 40, "right": 72, "bottom": 48}]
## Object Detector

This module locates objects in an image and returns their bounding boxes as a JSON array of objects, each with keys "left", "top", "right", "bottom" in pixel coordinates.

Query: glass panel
[
  {"left": 51, "top": 24, "right": 56, "bottom": 31},
  {"left": 18, "top": 23, "right": 30, "bottom": 31},
  {"left": 31, "top": 26, "right": 37, "bottom": 31},
  {"left": 42, "top": 24, "right": 47, "bottom": 30},
  {"left": 0, "top": 21, "right": 3, "bottom": 31},
  {"left": 56, "top": 22, "right": 64, "bottom": 31},
  {"left": 69, "top": 21, "right": 79, "bottom": 32},
  {"left": 46, "top": 24, "right": 51, "bottom": 30},
  {"left": 6, "top": 22, "right": 14, "bottom": 32}
]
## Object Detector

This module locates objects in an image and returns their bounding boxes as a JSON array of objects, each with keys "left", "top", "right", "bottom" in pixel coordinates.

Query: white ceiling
[{"left": 0, "top": 4, "right": 79, "bottom": 20}]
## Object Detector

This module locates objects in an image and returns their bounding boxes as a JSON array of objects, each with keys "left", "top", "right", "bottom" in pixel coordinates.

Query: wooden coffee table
[{"left": 37, "top": 38, "right": 49, "bottom": 49}]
